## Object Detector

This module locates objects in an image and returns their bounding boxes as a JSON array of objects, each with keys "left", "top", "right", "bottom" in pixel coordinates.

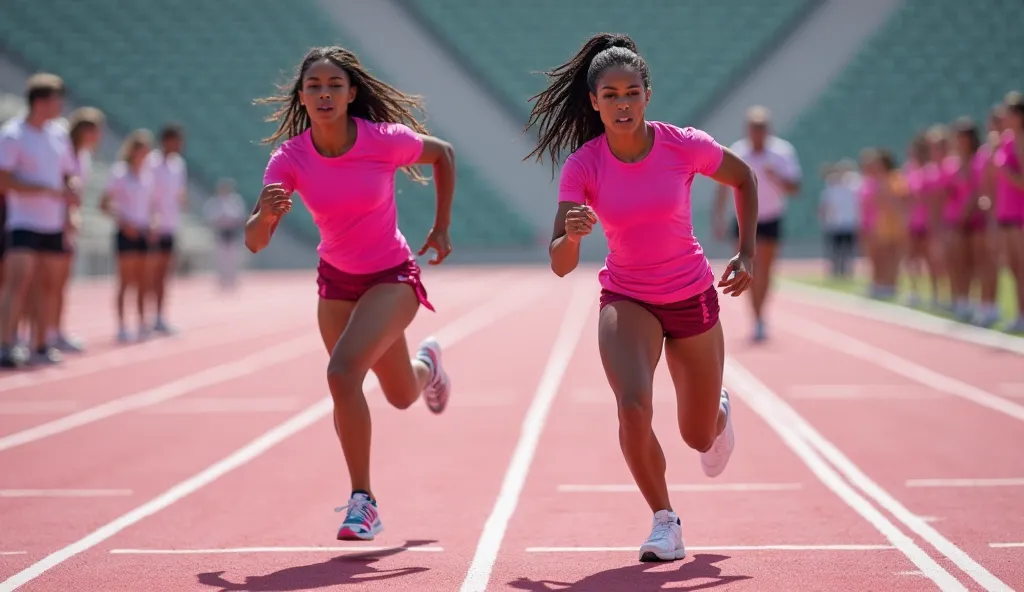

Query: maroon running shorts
[
  {"left": 599, "top": 284, "right": 719, "bottom": 339},
  {"left": 316, "top": 257, "right": 434, "bottom": 312}
]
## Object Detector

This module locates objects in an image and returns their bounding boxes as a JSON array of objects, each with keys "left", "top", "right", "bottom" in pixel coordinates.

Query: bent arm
[
  {"left": 549, "top": 201, "right": 582, "bottom": 277},
  {"left": 707, "top": 148, "right": 758, "bottom": 257},
  {"left": 244, "top": 201, "right": 279, "bottom": 254},
  {"left": 414, "top": 135, "right": 455, "bottom": 231}
]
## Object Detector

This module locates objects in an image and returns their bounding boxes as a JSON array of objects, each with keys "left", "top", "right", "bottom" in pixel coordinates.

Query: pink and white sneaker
[
  {"left": 416, "top": 336, "right": 451, "bottom": 414},
  {"left": 335, "top": 492, "right": 383, "bottom": 541},
  {"left": 700, "top": 389, "right": 735, "bottom": 478}
]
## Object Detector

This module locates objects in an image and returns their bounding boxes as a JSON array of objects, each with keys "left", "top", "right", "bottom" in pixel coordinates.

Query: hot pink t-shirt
[
  {"left": 945, "top": 151, "right": 987, "bottom": 226},
  {"left": 263, "top": 118, "right": 424, "bottom": 274},
  {"left": 558, "top": 121, "right": 724, "bottom": 305},
  {"left": 995, "top": 134, "right": 1024, "bottom": 223},
  {"left": 904, "top": 163, "right": 930, "bottom": 232}
]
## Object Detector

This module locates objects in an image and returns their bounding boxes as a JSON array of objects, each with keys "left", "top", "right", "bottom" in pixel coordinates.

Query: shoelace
[
  {"left": 334, "top": 499, "right": 372, "bottom": 523},
  {"left": 647, "top": 519, "right": 675, "bottom": 543}
]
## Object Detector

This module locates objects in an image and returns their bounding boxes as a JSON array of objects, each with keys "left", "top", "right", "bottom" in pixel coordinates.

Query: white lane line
[
  {"left": 779, "top": 279, "right": 1024, "bottom": 356},
  {"left": 780, "top": 312, "right": 1024, "bottom": 423},
  {"left": 142, "top": 397, "right": 304, "bottom": 414},
  {"left": 0, "top": 282, "right": 552, "bottom": 592},
  {"left": 906, "top": 478, "right": 1024, "bottom": 488},
  {"left": 0, "top": 335, "right": 322, "bottom": 453},
  {"left": 526, "top": 544, "right": 895, "bottom": 553},
  {"left": 787, "top": 385, "right": 938, "bottom": 401},
  {"left": 989, "top": 543, "right": 1024, "bottom": 549},
  {"left": 109, "top": 546, "right": 443, "bottom": 554},
  {"left": 459, "top": 281, "right": 592, "bottom": 592},
  {"left": 557, "top": 483, "right": 803, "bottom": 493},
  {"left": 727, "top": 358, "right": 1012, "bottom": 592},
  {"left": 0, "top": 490, "right": 132, "bottom": 498}
]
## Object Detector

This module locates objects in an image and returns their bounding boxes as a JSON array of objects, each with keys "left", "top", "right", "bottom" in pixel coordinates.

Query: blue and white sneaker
[
  {"left": 700, "top": 389, "right": 735, "bottom": 478},
  {"left": 416, "top": 337, "right": 451, "bottom": 414},
  {"left": 335, "top": 492, "right": 383, "bottom": 541}
]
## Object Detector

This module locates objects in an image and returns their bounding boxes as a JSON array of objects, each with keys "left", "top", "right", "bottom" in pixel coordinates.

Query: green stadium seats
[
  {"left": 0, "top": 0, "right": 536, "bottom": 251},
  {"left": 402, "top": 0, "right": 819, "bottom": 128},
  {"left": 784, "top": 0, "right": 1024, "bottom": 242}
]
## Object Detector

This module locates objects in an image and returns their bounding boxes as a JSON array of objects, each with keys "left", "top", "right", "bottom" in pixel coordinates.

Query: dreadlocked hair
[
  {"left": 524, "top": 33, "right": 651, "bottom": 173},
  {"left": 255, "top": 46, "right": 431, "bottom": 184}
]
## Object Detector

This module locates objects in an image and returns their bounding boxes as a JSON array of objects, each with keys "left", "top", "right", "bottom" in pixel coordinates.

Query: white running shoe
[
  {"left": 639, "top": 509, "right": 686, "bottom": 562},
  {"left": 416, "top": 336, "right": 451, "bottom": 414},
  {"left": 700, "top": 389, "right": 735, "bottom": 478}
]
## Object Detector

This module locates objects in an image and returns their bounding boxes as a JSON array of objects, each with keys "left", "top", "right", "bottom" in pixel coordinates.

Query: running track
[{"left": 1, "top": 264, "right": 1022, "bottom": 591}]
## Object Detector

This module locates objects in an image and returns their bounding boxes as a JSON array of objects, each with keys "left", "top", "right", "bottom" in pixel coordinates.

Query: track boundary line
[
  {"left": 526, "top": 544, "right": 895, "bottom": 552},
  {"left": 779, "top": 312, "right": 1024, "bottom": 422},
  {"left": 459, "top": 280, "right": 593, "bottom": 592},
  {"left": 108, "top": 546, "right": 444, "bottom": 554},
  {"left": 0, "top": 282, "right": 552, "bottom": 591},
  {"left": 726, "top": 357, "right": 1013, "bottom": 592},
  {"left": 779, "top": 279, "right": 1024, "bottom": 356}
]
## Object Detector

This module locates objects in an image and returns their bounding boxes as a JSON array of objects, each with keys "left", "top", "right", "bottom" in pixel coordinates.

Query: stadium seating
[
  {"left": 402, "top": 0, "right": 819, "bottom": 128},
  {"left": 0, "top": 0, "right": 536, "bottom": 251},
  {"left": 783, "top": 0, "right": 1024, "bottom": 241}
]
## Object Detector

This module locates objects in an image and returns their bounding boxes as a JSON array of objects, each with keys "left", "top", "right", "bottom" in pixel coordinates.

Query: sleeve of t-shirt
[
  {"left": 557, "top": 154, "right": 589, "bottom": 205},
  {"left": 262, "top": 146, "right": 296, "bottom": 193},
  {"left": 778, "top": 143, "right": 802, "bottom": 182},
  {"left": 103, "top": 166, "right": 124, "bottom": 195},
  {"left": 681, "top": 127, "right": 724, "bottom": 176},
  {"left": 0, "top": 131, "right": 19, "bottom": 171},
  {"left": 381, "top": 122, "right": 425, "bottom": 167},
  {"left": 60, "top": 137, "right": 78, "bottom": 176}
]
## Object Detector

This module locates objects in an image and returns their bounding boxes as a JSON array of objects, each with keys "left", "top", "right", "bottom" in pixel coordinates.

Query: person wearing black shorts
[
  {"left": 145, "top": 124, "right": 188, "bottom": 335},
  {"left": 102, "top": 130, "right": 157, "bottom": 343},
  {"left": 0, "top": 74, "right": 81, "bottom": 368}
]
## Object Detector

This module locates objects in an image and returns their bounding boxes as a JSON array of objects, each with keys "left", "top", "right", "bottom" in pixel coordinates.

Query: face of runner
[
  {"left": 590, "top": 66, "right": 649, "bottom": 137},
  {"left": 299, "top": 58, "right": 355, "bottom": 126}
]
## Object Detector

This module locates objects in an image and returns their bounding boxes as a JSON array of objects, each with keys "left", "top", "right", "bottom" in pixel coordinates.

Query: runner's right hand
[
  {"left": 256, "top": 183, "right": 292, "bottom": 221},
  {"left": 564, "top": 205, "right": 597, "bottom": 243}
]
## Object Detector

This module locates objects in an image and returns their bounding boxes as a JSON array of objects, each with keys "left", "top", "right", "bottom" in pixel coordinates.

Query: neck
[
  {"left": 310, "top": 116, "right": 354, "bottom": 157},
  {"left": 25, "top": 111, "right": 48, "bottom": 129},
  {"left": 606, "top": 121, "right": 653, "bottom": 163}
]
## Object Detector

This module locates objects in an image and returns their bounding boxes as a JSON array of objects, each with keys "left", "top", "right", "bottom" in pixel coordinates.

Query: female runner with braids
[
  {"left": 525, "top": 33, "right": 757, "bottom": 562},
  {"left": 246, "top": 46, "right": 454, "bottom": 541}
]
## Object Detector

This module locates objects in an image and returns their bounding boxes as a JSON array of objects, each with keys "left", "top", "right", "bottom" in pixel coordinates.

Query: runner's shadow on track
[
  {"left": 507, "top": 553, "right": 751, "bottom": 591},
  {"left": 195, "top": 539, "right": 434, "bottom": 591}
]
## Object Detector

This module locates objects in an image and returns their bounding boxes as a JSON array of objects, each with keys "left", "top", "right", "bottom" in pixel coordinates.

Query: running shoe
[
  {"left": 335, "top": 492, "right": 383, "bottom": 541},
  {"left": 700, "top": 389, "right": 735, "bottom": 478},
  {"left": 639, "top": 509, "right": 686, "bottom": 562},
  {"left": 417, "top": 336, "right": 451, "bottom": 414}
]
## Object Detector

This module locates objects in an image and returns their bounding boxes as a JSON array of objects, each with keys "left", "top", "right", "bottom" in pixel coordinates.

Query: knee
[
  {"left": 682, "top": 428, "right": 717, "bottom": 454},
  {"left": 326, "top": 356, "right": 369, "bottom": 402},
  {"left": 616, "top": 392, "right": 653, "bottom": 434}
]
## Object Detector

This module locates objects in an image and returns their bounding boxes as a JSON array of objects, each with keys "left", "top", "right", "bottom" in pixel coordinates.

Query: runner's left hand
[
  {"left": 718, "top": 253, "right": 753, "bottom": 296},
  {"left": 418, "top": 227, "right": 453, "bottom": 265}
]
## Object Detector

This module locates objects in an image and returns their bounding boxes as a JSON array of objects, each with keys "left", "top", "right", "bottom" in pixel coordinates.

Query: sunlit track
[{"left": 0, "top": 267, "right": 1020, "bottom": 592}]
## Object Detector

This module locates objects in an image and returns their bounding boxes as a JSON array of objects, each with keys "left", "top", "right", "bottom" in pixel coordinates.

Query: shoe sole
[
  {"left": 337, "top": 523, "right": 383, "bottom": 541},
  {"left": 639, "top": 548, "right": 686, "bottom": 562}
]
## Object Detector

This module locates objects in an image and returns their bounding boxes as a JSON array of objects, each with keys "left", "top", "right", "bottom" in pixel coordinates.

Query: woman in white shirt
[
  {"left": 100, "top": 130, "right": 155, "bottom": 343},
  {"left": 203, "top": 178, "right": 246, "bottom": 290}
]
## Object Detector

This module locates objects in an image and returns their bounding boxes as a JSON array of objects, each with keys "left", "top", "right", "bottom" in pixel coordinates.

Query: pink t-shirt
[
  {"left": 945, "top": 151, "right": 987, "bottom": 226},
  {"left": 858, "top": 176, "right": 878, "bottom": 232},
  {"left": 263, "top": 118, "right": 424, "bottom": 274},
  {"left": 904, "top": 163, "right": 930, "bottom": 232},
  {"left": 995, "top": 134, "right": 1024, "bottom": 223},
  {"left": 558, "top": 121, "right": 724, "bottom": 305}
]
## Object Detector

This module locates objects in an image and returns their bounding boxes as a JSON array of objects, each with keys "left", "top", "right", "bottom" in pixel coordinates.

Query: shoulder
[
  {"left": 109, "top": 160, "right": 129, "bottom": 179},
  {"left": 766, "top": 136, "right": 798, "bottom": 157},
  {"left": 358, "top": 118, "right": 418, "bottom": 142},
  {"left": 0, "top": 118, "right": 24, "bottom": 140},
  {"left": 562, "top": 136, "right": 605, "bottom": 178},
  {"left": 652, "top": 121, "right": 718, "bottom": 147}
]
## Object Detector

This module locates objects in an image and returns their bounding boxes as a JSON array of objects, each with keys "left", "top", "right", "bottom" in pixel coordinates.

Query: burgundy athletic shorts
[
  {"left": 316, "top": 258, "right": 434, "bottom": 312},
  {"left": 599, "top": 284, "right": 720, "bottom": 339}
]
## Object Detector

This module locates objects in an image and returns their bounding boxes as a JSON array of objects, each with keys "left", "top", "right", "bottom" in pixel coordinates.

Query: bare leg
[
  {"left": 664, "top": 320, "right": 727, "bottom": 453},
  {"left": 597, "top": 300, "right": 669, "bottom": 514}
]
